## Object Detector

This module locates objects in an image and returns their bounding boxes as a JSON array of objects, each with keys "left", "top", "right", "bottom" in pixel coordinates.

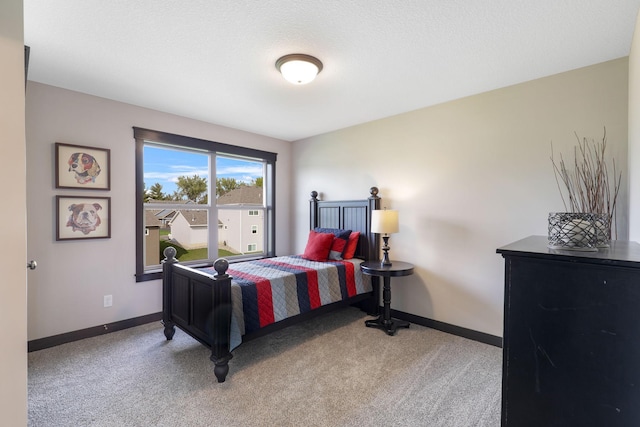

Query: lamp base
[{"left": 380, "top": 236, "right": 392, "bottom": 266}]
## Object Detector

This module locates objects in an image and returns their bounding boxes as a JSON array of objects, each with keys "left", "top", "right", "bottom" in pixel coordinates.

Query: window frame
[{"left": 134, "top": 127, "right": 277, "bottom": 282}]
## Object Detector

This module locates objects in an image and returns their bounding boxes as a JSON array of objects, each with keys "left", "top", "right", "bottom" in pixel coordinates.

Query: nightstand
[{"left": 360, "top": 260, "right": 414, "bottom": 335}]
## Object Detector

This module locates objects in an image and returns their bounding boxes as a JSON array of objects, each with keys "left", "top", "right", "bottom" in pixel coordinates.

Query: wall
[
  {"left": 218, "top": 210, "right": 264, "bottom": 254},
  {"left": 630, "top": 11, "right": 640, "bottom": 242},
  {"left": 292, "top": 58, "right": 629, "bottom": 337},
  {"left": 26, "top": 82, "right": 292, "bottom": 341},
  {"left": 0, "top": 0, "right": 27, "bottom": 423}
]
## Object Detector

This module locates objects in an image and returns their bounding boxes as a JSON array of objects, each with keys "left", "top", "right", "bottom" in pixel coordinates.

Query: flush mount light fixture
[{"left": 275, "top": 54, "right": 323, "bottom": 85}]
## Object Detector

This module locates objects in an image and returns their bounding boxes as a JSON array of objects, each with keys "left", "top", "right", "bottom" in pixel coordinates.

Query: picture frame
[
  {"left": 55, "top": 142, "right": 110, "bottom": 190},
  {"left": 56, "top": 195, "right": 111, "bottom": 241}
]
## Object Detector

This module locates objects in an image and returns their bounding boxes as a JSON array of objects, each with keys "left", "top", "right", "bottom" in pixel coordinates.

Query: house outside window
[{"left": 134, "top": 127, "right": 276, "bottom": 282}]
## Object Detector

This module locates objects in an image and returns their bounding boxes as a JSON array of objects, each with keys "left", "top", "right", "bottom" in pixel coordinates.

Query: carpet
[{"left": 28, "top": 307, "right": 501, "bottom": 426}]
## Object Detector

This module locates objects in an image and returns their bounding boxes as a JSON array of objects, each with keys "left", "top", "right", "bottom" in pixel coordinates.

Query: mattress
[{"left": 200, "top": 255, "right": 371, "bottom": 349}]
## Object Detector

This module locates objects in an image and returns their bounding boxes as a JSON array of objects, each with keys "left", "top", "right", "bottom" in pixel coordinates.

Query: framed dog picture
[
  {"left": 56, "top": 195, "right": 111, "bottom": 241},
  {"left": 55, "top": 142, "right": 110, "bottom": 190}
]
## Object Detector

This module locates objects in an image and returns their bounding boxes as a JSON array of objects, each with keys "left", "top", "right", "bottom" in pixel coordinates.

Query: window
[{"left": 134, "top": 127, "right": 277, "bottom": 282}]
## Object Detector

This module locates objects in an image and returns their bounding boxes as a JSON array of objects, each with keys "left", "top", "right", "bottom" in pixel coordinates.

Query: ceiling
[{"left": 24, "top": 1, "right": 640, "bottom": 142}]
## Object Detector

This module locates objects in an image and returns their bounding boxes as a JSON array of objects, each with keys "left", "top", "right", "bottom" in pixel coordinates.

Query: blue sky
[{"left": 144, "top": 146, "right": 263, "bottom": 195}]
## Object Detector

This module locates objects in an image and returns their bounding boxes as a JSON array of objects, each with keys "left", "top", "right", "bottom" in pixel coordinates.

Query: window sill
[{"left": 136, "top": 271, "right": 161, "bottom": 282}]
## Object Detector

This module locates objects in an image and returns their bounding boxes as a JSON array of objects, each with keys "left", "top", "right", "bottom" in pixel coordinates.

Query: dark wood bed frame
[{"left": 161, "top": 187, "right": 381, "bottom": 382}]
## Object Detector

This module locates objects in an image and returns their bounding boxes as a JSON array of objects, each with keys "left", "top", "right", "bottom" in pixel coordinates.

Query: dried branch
[{"left": 550, "top": 127, "right": 622, "bottom": 238}]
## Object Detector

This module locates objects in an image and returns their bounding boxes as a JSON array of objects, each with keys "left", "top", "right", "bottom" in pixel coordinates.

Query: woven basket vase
[{"left": 548, "top": 212, "right": 610, "bottom": 251}]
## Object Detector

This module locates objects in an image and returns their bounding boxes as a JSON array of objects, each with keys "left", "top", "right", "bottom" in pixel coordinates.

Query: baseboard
[
  {"left": 28, "top": 312, "right": 163, "bottom": 352},
  {"left": 389, "top": 308, "right": 503, "bottom": 348},
  {"left": 28, "top": 309, "right": 503, "bottom": 352}
]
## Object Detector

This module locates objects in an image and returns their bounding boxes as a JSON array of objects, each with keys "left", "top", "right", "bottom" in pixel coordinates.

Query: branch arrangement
[{"left": 550, "top": 128, "right": 622, "bottom": 238}]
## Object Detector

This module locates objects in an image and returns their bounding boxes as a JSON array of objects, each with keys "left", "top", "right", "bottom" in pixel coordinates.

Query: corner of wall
[{"left": 628, "top": 10, "right": 640, "bottom": 241}]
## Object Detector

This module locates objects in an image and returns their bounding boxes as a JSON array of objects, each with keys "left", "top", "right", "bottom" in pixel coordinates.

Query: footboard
[{"left": 162, "top": 247, "right": 233, "bottom": 382}]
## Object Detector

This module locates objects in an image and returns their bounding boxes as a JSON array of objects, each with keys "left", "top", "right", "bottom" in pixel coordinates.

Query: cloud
[
  {"left": 217, "top": 164, "right": 262, "bottom": 177},
  {"left": 216, "top": 164, "right": 262, "bottom": 183},
  {"left": 145, "top": 166, "right": 209, "bottom": 184},
  {"left": 144, "top": 157, "right": 262, "bottom": 192}
]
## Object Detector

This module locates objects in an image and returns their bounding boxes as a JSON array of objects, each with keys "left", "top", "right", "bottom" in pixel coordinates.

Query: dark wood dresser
[{"left": 497, "top": 236, "right": 640, "bottom": 427}]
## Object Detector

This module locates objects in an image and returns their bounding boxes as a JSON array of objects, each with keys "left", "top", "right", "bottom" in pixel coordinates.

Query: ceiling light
[{"left": 275, "top": 54, "right": 323, "bottom": 85}]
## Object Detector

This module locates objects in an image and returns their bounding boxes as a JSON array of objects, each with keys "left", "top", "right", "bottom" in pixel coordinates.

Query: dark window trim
[
  {"left": 133, "top": 127, "right": 277, "bottom": 162},
  {"left": 134, "top": 127, "right": 277, "bottom": 282}
]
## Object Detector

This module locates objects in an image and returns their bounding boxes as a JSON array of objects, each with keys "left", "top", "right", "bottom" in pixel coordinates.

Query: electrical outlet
[{"left": 103, "top": 294, "right": 113, "bottom": 307}]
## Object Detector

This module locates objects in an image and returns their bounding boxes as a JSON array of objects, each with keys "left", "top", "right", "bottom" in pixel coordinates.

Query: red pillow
[
  {"left": 314, "top": 228, "right": 351, "bottom": 260},
  {"left": 302, "top": 231, "right": 335, "bottom": 261},
  {"left": 328, "top": 236, "right": 348, "bottom": 260},
  {"left": 342, "top": 231, "right": 360, "bottom": 259}
]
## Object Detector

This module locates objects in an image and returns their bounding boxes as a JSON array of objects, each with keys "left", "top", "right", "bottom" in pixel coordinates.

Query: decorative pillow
[
  {"left": 302, "top": 230, "right": 335, "bottom": 261},
  {"left": 314, "top": 228, "right": 351, "bottom": 260},
  {"left": 342, "top": 231, "right": 360, "bottom": 259}
]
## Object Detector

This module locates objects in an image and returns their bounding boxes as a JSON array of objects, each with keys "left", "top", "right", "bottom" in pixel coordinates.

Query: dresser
[{"left": 497, "top": 236, "right": 640, "bottom": 426}]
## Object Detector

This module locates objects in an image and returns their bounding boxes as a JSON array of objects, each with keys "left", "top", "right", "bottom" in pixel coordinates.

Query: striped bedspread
[{"left": 201, "top": 255, "right": 371, "bottom": 349}]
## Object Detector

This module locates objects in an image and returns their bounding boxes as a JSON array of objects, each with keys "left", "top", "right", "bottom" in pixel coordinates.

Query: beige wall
[
  {"left": 26, "top": 82, "right": 292, "bottom": 340},
  {"left": 630, "top": 11, "right": 640, "bottom": 241},
  {"left": 0, "top": 0, "right": 28, "bottom": 423},
  {"left": 293, "top": 58, "right": 629, "bottom": 337}
]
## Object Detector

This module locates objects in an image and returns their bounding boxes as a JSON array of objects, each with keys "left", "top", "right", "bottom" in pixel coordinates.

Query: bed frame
[{"left": 161, "top": 187, "right": 381, "bottom": 382}]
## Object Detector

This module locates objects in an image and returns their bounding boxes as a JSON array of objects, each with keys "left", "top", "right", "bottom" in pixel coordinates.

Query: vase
[
  {"left": 548, "top": 212, "right": 610, "bottom": 251},
  {"left": 592, "top": 215, "right": 611, "bottom": 248}
]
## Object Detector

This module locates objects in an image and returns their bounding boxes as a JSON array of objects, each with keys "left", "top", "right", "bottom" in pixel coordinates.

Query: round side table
[{"left": 360, "top": 261, "right": 414, "bottom": 336}]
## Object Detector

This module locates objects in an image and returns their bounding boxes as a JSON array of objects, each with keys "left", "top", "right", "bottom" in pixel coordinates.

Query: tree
[
  {"left": 216, "top": 177, "right": 241, "bottom": 198},
  {"left": 143, "top": 182, "right": 150, "bottom": 203},
  {"left": 175, "top": 175, "right": 208, "bottom": 203},
  {"left": 252, "top": 177, "right": 263, "bottom": 188},
  {"left": 147, "top": 183, "right": 167, "bottom": 201}
]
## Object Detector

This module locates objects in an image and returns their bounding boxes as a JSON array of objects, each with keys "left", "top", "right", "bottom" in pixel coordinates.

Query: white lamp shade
[{"left": 371, "top": 210, "right": 399, "bottom": 234}]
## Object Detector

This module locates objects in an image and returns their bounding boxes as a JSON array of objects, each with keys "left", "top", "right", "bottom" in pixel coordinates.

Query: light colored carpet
[{"left": 28, "top": 307, "right": 502, "bottom": 426}]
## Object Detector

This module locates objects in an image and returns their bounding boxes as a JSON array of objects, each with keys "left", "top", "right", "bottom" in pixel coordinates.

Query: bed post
[
  {"left": 210, "top": 258, "right": 233, "bottom": 383},
  {"left": 309, "top": 190, "right": 319, "bottom": 229},
  {"left": 368, "top": 187, "right": 381, "bottom": 261},
  {"left": 368, "top": 187, "right": 381, "bottom": 316},
  {"left": 161, "top": 246, "right": 177, "bottom": 340}
]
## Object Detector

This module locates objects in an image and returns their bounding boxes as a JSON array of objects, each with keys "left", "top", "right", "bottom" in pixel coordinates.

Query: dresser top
[{"left": 497, "top": 235, "right": 640, "bottom": 267}]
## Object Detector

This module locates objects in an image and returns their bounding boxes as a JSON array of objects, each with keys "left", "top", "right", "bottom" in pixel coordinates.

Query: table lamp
[{"left": 371, "top": 209, "right": 399, "bottom": 266}]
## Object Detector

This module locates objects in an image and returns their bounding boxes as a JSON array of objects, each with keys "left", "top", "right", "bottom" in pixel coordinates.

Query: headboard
[{"left": 309, "top": 187, "right": 381, "bottom": 262}]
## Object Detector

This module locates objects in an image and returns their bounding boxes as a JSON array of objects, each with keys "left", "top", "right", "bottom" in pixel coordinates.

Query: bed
[{"left": 161, "top": 187, "right": 382, "bottom": 382}]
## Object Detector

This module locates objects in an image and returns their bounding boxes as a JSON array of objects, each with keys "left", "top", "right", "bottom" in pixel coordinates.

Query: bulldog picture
[
  {"left": 66, "top": 203, "right": 102, "bottom": 235},
  {"left": 68, "top": 152, "right": 101, "bottom": 184}
]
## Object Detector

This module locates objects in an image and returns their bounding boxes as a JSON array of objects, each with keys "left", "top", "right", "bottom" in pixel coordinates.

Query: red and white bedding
[{"left": 201, "top": 255, "right": 371, "bottom": 349}]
